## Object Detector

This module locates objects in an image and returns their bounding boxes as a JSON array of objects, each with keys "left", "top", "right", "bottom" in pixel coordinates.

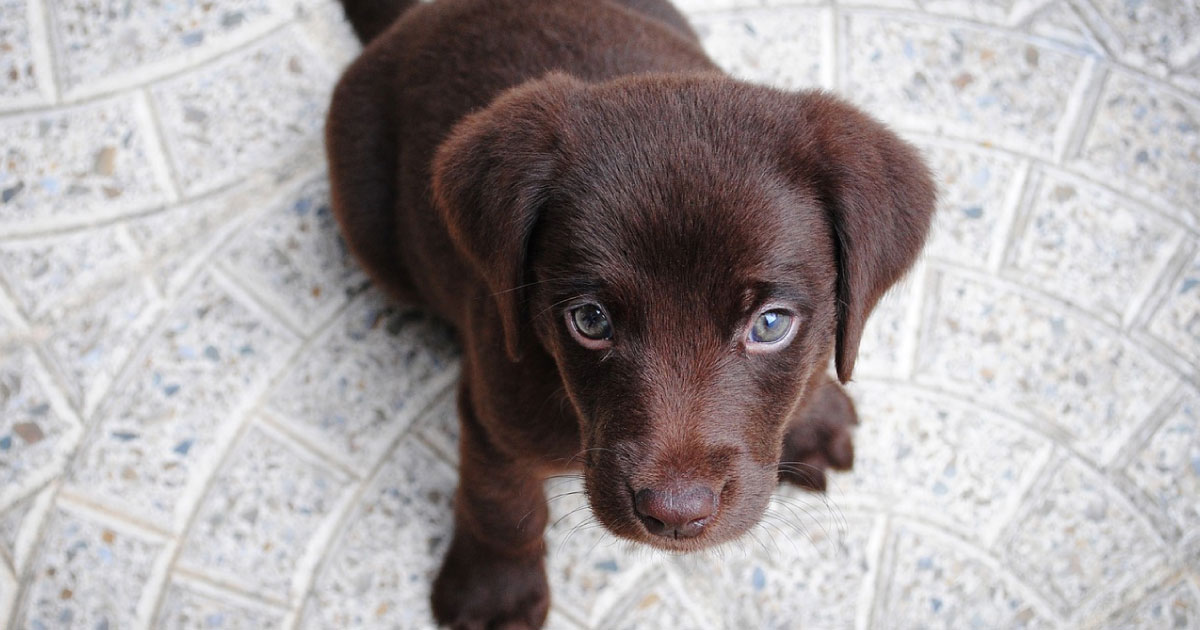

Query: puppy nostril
[{"left": 633, "top": 485, "right": 718, "bottom": 539}]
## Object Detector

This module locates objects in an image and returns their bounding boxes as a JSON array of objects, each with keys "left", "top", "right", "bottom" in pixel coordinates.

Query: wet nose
[{"left": 633, "top": 484, "right": 718, "bottom": 539}]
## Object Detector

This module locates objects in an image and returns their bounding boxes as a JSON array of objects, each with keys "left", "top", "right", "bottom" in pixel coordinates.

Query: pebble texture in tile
[
  {"left": 1147, "top": 245, "right": 1200, "bottom": 365},
  {"left": 177, "top": 424, "right": 352, "bottom": 600},
  {"left": 1006, "top": 170, "right": 1176, "bottom": 324},
  {"left": 267, "top": 290, "right": 457, "bottom": 473},
  {"left": 915, "top": 271, "right": 1177, "bottom": 463},
  {"left": 0, "top": 0, "right": 46, "bottom": 107},
  {"left": 844, "top": 14, "right": 1084, "bottom": 157},
  {"left": 69, "top": 275, "right": 297, "bottom": 528},
  {"left": 15, "top": 507, "right": 163, "bottom": 629},
  {"left": 1085, "top": 0, "right": 1200, "bottom": 71},
  {"left": 1073, "top": 71, "right": 1200, "bottom": 219},
  {"left": 150, "top": 28, "right": 334, "bottom": 196},
  {"left": 920, "top": 141, "right": 1019, "bottom": 267},
  {"left": 1000, "top": 457, "right": 1164, "bottom": 615},
  {"left": 851, "top": 277, "right": 914, "bottom": 378},
  {"left": 1125, "top": 393, "right": 1200, "bottom": 541},
  {"left": 692, "top": 7, "right": 824, "bottom": 90},
  {"left": 844, "top": 382, "right": 1049, "bottom": 537},
  {"left": 877, "top": 521, "right": 1054, "bottom": 629},
  {"left": 48, "top": 0, "right": 280, "bottom": 95},
  {"left": 155, "top": 580, "right": 286, "bottom": 630},
  {"left": 0, "top": 348, "right": 78, "bottom": 510},
  {"left": 220, "top": 176, "right": 365, "bottom": 332},
  {"left": 677, "top": 511, "right": 874, "bottom": 630},
  {"left": 301, "top": 440, "right": 454, "bottom": 630},
  {"left": 1106, "top": 578, "right": 1200, "bottom": 629},
  {"left": 0, "top": 96, "right": 171, "bottom": 231}
]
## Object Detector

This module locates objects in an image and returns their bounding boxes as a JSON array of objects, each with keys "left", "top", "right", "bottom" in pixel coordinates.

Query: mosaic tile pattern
[{"left": 2, "top": 1, "right": 1198, "bottom": 628}]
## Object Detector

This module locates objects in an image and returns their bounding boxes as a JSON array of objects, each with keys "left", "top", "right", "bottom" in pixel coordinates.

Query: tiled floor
[{"left": 1, "top": 0, "right": 1198, "bottom": 628}]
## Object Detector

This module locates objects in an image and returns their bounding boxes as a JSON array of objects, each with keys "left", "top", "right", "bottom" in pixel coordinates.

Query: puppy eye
[
  {"left": 748, "top": 309, "right": 795, "bottom": 346},
  {"left": 568, "top": 303, "right": 613, "bottom": 346}
]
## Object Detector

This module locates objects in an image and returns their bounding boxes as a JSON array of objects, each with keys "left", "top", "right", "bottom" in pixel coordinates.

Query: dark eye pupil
[
  {"left": 573, "top": 304, "right": 611, "bottom": 340},
  {"left": 751, "top": 310, "right": 791, "bottom": 343}
]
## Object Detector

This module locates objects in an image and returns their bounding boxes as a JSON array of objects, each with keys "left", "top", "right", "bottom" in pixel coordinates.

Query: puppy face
[
  {"left": 433, "top": 73, "right": 935, "bottom": 550},
  {"left": 526, "top": 156, "right": 838, "bottom": 549}
]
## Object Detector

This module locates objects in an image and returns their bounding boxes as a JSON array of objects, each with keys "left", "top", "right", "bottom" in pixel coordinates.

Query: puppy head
[{"left": 434, "top": 73, "right": 935, "bottom": 550}]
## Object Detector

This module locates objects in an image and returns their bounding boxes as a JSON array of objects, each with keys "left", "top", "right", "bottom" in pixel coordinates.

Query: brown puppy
[{"left": 325, "top": 0, "right": 935, "bottom": 627}]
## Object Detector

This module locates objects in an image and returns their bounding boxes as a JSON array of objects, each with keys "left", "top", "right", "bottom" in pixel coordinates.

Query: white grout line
[
  {"left": 820, "top": 5, "right": 838, "bottom": 91},
  {"left": 1123, "top": 231, "right": 1190, "bottom": 331},
  {"left": 986, "top": 157, "right": 1034, "bottom": 275},
  {"left": 856, "top": 512, "right": 889, "bottom": 630},
  {"left": 136, "top": 88, "right": 185, "bottom": 204},
  {"left": 282, "top": 380, "right": 457, "bottom": 630},
  {"left": 1052, "top": 56, "right": 1106, "bottom": 166}
]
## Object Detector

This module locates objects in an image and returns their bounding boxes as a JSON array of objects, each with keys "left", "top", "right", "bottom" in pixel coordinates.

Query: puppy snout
[{"left": 633, "top": 484, "right": 718, "bottom": 539}]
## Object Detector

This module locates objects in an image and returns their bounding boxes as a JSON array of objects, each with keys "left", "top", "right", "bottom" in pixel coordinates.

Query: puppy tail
[{"left": 337, "top": 0, "right": 418, "bottom": 44}]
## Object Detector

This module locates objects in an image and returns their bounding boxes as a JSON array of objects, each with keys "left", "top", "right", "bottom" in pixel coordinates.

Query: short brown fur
[{"left": 326, "top": 1, "right": 935, "bottom": 627}]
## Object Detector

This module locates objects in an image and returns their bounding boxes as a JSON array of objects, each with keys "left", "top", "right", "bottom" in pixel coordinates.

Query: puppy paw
[
  {"left": 778, "top": 377, "right": 858, "bottom": 492},
  {"left": 431, "top": 534, "right": 550, "bottom": 630}
]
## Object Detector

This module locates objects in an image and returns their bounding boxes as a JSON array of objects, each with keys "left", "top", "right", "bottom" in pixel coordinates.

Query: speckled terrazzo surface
[{"left": 0, "top": 0, "right": 1198, "bottom": 628}]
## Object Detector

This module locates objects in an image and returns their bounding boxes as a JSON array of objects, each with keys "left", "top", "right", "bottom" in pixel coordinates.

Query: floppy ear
[
  {"left": 432, "top": 73, "right": 583, "bottom": 362},
  {"left": 785, "top": 92, "right": 936, "bottom": 383}
]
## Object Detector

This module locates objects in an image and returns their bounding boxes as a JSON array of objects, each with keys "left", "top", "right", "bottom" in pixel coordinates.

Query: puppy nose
[{"left": 634, "top": 485, "right": 718, "bottom": 539}]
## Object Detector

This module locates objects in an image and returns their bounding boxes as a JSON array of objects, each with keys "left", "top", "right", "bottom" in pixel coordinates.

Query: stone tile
[
  {"left": 1000, "top": 457, "right": 1164, "bottom": 615},
  {"left": 150, "top": 28, "right": 335, "bottom": 196},
  {"left": 38, "top": 277, "right": 161, "bottom": 414},
  {"left": 1125, "top": 393, "right": 1200, "bottom": 541},
  {"left": 920, "top": 141, "right": 1021, "bottom": 267},
  {"left": 0, "top": 95, "right": 173, "bottom": 233},
  {"left": 177, "top": 424, "right": 352, "bottom": 601},
  {"left": 301, "top": 440, "right": 455, "bottom": 630},
  {"left": 543, "top": 478, "right": 655, "bottom": 626},
  {"left": 1005, "top": 170, "right": 1177, "bottom": 324},
  {"left": 1146, "top": 245, "right": 1200, "bottom": 364},
  {"left": 0, "top": 347, "right": 80, "bottom": 511},
  {"left": 0, "top": 225, "right": 138, "bottom": 318},
  {"left": 1072, "top": 71, "right": 1200, "bottom": 221},
  {"left": 1107, "top": 578, "right": 1200, "bottom": 629},
  {"left": 843, "top": 14, "right": 1085, "bottom": 158},
  {"left": 68, "top": 274, "right": 298, "bottom": 529},
  {"left": 125, "top": 180, "right": 265, "bottom": 295},
  {"left": 219, "top": 175, "right": 366, "bottom": 333},
  {"left": 593, "top": 568, "right": 713, "bottom": 630},
  {"left": 0, "top": 0, "right": 51, "bottom": 108},
  {"left": 843, "top": 382, "right": 1050, "bottom": 538},
  {"left": 672, "top": 511, "right": 874, "bottom": 630},
  {"left": 155, "top": 578, "right": 287, "bottom": 629},
  {"left": 914, "top": 272, "right": 1177, "bottom": 463},
  {"left": 877, "top": 521, "right": 1055, "bottom": 629},
  {"left": 692, "top": 7, "right": 824, "bottom": 91},
  {"left": 15, "top": 505, "right": 165, "bottom": 629},
  {"left": 267, "top": 290, "right": 458, "bottom": 475},
  {"left": 1085, "top": 0, "right": 1200, "bottom": 72},
  {"left": 47, "top": 0, "right": 282, "bottom": 96}
]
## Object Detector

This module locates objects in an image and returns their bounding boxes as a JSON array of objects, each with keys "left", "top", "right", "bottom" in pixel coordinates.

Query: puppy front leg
[
  {"left": 777, "top": 373, "right": 858, "bottom": 492},
  {"left": 431, "top": 386, "right": 550, "bottom": 630}
]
